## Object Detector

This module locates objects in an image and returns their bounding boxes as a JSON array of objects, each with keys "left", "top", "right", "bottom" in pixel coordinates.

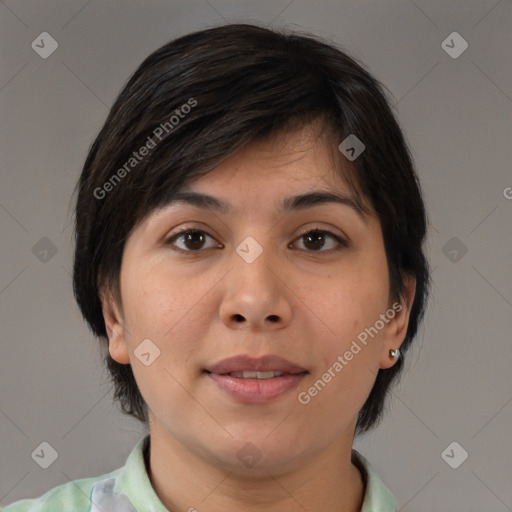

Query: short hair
[{"left": 72, "top": 23, "right": 431, "bottom": 435}]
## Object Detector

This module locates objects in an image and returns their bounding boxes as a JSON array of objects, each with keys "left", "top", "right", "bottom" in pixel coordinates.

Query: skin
[{"left": 101, "top": 122, "right": 415, "bottom": 512}]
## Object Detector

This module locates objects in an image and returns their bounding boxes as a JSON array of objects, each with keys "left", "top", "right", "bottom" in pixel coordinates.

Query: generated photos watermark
[
  {"left": 298, "top": 302, "right": 403, "bottom": 405},
  {"left": 94, "top": 97, "right": 198, "bottom": 200}
]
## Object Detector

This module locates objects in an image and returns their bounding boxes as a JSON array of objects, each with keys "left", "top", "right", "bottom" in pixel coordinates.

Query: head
[{"left": 72, "top": 23, "right": 430, "bottom": 462}]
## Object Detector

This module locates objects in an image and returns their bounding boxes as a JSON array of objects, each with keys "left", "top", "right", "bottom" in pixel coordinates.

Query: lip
[
  {"left": 205, "top": 354, "right": 307, "bottom": 375},
  {"left": 204, "top": 354, "right": 308, "bottom": 404}
]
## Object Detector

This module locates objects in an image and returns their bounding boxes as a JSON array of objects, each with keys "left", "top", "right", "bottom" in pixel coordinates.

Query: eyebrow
[{"left": 167, "top": 190, "right": 369, "bottom": 221}]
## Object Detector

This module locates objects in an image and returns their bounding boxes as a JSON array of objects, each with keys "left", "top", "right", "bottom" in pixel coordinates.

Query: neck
[{"left": 145, "top": 424, "right": 365, "bottom": 512}]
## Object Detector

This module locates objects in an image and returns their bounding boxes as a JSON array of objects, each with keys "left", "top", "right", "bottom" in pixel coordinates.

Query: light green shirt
[{"left": 3, "top": 435, "right": 396, "bottom": 511}]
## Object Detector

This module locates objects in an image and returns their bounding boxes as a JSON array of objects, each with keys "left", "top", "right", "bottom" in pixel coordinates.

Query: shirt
[{"left": 3, "top": 435, "right": 397, "bottom": 511}]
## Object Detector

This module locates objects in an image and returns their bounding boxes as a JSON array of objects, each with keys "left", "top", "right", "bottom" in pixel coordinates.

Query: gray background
[{"left": 1, "top": 1, "right": 511, "bottom": 510}]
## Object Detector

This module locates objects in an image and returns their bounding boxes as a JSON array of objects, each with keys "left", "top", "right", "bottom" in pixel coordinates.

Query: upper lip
[{"left": 205, "top": 355, "right": 308, "bottom": 375}]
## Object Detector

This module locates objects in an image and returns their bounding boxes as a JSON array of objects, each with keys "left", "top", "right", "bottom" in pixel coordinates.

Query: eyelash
[{"left": 165, "top": 226, "right": 348, "bottom": 254}]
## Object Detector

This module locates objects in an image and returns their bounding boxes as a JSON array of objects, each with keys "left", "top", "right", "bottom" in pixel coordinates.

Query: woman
[{"left": 5, "top": 23, "right": 430, "bottom": 512}]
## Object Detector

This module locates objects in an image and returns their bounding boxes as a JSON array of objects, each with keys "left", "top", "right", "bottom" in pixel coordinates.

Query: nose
[{"left": 219, "top": 238, "right": 293, "bottom": 332}]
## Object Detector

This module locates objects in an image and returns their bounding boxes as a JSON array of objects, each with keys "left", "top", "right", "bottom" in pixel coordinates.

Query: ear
[
  {"left": 100, "top": 288, "right": 130, "bottom": 365},
  {"left": 379, "top": 274, "right": 416, "bottom": 370}
]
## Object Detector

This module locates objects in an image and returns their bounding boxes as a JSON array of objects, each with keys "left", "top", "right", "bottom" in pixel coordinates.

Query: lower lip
[{"left": 207, "top": 372, "right": 306, "bottom": 404}]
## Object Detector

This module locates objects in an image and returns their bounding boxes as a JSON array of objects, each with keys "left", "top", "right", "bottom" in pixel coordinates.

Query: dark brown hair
[{"left": 72, "top": 23, "right": 431, "bottom": 435}]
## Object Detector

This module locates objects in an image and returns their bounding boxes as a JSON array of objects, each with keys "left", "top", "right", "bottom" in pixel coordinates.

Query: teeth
[{"left": 229, "top": 371, "right": 284, "bottom": 379}]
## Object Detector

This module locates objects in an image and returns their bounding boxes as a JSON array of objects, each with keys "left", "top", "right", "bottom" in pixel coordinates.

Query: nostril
[
  {"left": 268, "top": 315, "right": 279, "bottom": 322},
  {"left": 233, "top": 314, "right": 245, "bottom": 322}
]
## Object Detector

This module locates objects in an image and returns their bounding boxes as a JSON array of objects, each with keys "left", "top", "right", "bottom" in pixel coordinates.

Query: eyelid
[
  {"left": 165, "top": 222, "right": 221, "bottom": 242},
  {"left": 165, "top": 223, "right": 350, "bottom": 253},
  {"left": 290, "top": 226, "right": 349, "bottom": 253},
  {"left": 164, "top": 225, "right": 222, "bottom": 249},
  {"left": 166, "top": 220, "right": 348, "bottom": 240},
  {"left": 294, "top": 224, "right": 349, "bottom": 244}
]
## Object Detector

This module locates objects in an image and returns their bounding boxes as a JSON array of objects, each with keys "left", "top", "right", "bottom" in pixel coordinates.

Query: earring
[{"left": 389, "top": 348, "right": 400, "bottom": 359}]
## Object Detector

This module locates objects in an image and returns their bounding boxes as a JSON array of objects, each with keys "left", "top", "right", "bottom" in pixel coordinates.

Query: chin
[{"left": 204, "top": 431, "right": 308, "bottom": 474}]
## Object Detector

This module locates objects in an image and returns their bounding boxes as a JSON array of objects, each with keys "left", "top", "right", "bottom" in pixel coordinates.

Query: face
[{"left": 102, "top": 123, "right": 414, "bottom": 474}]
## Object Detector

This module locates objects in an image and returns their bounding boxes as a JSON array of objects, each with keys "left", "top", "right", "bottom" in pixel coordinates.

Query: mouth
[
  {"left": 218, "top": 370, "right": 290, "bottom": 379},
  {"left": 204, "top": 354, "right": 308, "bottom": 404}
]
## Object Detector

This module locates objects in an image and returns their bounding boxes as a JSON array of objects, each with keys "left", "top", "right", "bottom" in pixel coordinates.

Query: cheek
[
  {"left": 120, "top": 263, "right": 214, "bottom": 378},
  {"left": 301, "top": 310, "right": 383, "bottom": 422},
  {"left": 302, "top": 253, "right": 390, "bottom": 390},
  {"left": 121, "top": 267, "right": 207, "bottom": 415},
  {"left": 120, "top": 263, "right": 195, "bottom": 339},
  {"left": 318, "top": 265, "right": 389, "bottom": 336}
]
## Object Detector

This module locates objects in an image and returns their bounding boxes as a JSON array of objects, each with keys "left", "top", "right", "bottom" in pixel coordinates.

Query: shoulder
[
  {"left": 351, "top": 449, "right": 397, "bottom": 512},
  {"left": 2, "top": 467, "right": 124, "bottom": 512},
  {"left": 3, "top": 436, "right": 152, "bottom": 512}
]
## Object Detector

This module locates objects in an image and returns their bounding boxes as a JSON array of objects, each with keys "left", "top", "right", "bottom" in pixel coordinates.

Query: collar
[{"left": 109, "top": 435, "right": 396, "bottom": 511}]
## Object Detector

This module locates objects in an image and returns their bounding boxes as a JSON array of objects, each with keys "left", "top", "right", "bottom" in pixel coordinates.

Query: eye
[
  {"left": 165, "top": 227, "right": 348, "bottom": 254},
  {"left": 291, "top": 228, "right": 348, "bottom": 253},
  {"left": 166, "top": 228, "right": 222, "bottom": 252}
]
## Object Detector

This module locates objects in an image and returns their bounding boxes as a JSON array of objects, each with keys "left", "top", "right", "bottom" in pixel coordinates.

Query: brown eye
[
  {"left": 167, "top": 229, "right": 220, "bottom": 252},
  {"left": 292, "top": 229, "right": 347, "bottom": 253}
]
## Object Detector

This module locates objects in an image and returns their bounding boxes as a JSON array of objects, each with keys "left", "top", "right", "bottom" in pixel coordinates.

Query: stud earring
[{"left": 389, "top": 348, "right": 400, "bottom": 359}]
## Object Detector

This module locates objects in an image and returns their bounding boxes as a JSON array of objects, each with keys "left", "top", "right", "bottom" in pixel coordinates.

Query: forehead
[
  {"left": 118, "top": 123, "right": 384, "bottom": 278},
  {"left": 185, "top": 122, "right": 360, "bottom": 200},
  {"left": 140, "top": 122, "right": 374, "bottom": 229}
]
